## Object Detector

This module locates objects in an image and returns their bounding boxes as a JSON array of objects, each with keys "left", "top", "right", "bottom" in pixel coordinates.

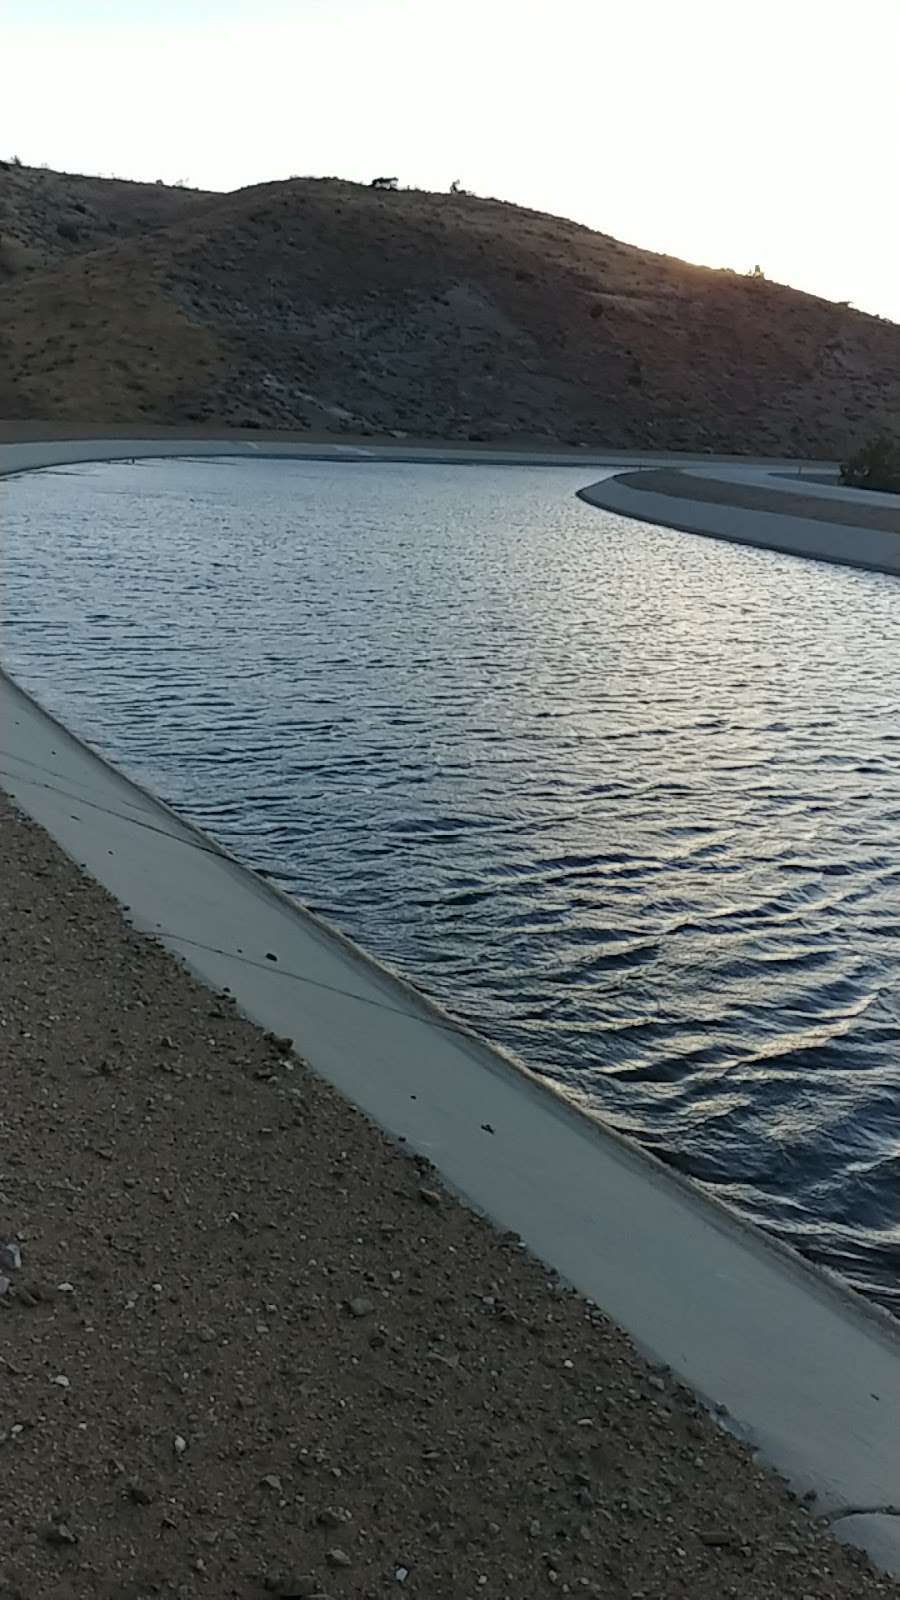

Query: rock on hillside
[{"left": 1, "top": 167, "right": 898, "bottom": 454}]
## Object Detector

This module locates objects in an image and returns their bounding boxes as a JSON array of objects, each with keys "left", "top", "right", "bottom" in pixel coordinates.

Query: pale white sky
[{"left": 4, "top": 0, "right": 899, "bottom": 321}]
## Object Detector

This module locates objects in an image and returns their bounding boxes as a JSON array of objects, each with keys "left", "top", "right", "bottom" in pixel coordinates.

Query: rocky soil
[
  {"left": 0, "top": 793, "right": 897, "bottom": 1599},
  {"left": 1, "top": 165, "right": 898, "bottom": 455}
]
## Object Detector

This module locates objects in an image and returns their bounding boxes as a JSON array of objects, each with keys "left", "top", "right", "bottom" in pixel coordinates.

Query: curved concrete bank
[
  {"left": 2, "top": 435, "right": 900, "bottom": 1572},
  {"left": 578, "top": 466, "right": 900, "bottom": 576}
]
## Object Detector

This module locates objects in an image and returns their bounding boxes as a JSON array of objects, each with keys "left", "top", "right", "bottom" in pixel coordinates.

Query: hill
[{"left": 2, "top": 163, "right": 898, "bottom": 454}]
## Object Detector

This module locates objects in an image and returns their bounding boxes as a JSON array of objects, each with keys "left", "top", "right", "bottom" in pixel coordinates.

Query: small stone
[
  {"left": 528, "top": 1519, "right": 542, "bottom": 1537},
  {"left": 418, "top": 1187, "right": 441, "bottom": 1207},
  {"left": 173, "top": 1434, "right": 188, "bottom": 1456},
  {"left": 317, "top": 1506, "right": 347, "bottom": 1527},
  {"left": 56, "top": 1282, "right": 75, "bottom": 1293},
  {"left": 0, "top": 1240, "right": 22, "bottom": 1273},
  {"left": 326, "top": 1548, "right": 351, "bottom": 1567},
  {"left": 348, "top": 1296, "right": 374, "bottom": 1318},
  {"left": 46, "top": 1520, "right": 77, "bottom": 1546},
  {"left": 395, "top": 1568, "right": 409, "bottom": 1583},
  {"left": 698, "top": 1530, "right": 734, "bottom": 1547},
  {"left": 50, "top": 1374, "right": 71, "bottom": 1389},
  {"left": 263, "top": 1577, "right": 319, "bottom": 1598},
  {"left": 127, "top": 1480, "right": 153, "bottom": 1505},
  {"left": 0, "top": 1275, "right": 10, "bottom": 1297},
  {"left": 261, "top": 1473, "right": 283, "bottom": 1493},
  {"left": 773, "top": 1542, "right": 800, "bottom": 1557},
  {"left": 160, "top": 1034, "right": 176, "bottom": 1049},
  {"left": 646, "top": 1375, "right": 666, "bottom": 1392}
]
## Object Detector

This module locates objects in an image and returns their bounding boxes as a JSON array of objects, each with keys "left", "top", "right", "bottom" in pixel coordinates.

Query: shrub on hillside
[{"left": 840, "top": 434, "right": 900, "bottom": 494}]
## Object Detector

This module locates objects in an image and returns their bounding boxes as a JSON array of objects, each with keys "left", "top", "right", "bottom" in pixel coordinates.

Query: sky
[{"left": 4, "top": 0, "right": 900, "bottom": 322}]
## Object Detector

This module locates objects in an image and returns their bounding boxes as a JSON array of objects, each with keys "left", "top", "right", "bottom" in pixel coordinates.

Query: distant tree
[
  {"left": 747, "top": 264, "right": 765, "bottom": 279},
  {"left": 840, "top": 434, "right": 900, "bottom": 494},
  {"left": 370, "top": 175, "right": 398, "bottom": 191}
]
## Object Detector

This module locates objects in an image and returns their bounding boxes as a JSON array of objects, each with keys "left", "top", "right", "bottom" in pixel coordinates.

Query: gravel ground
[{"left": 0, "top": 795, "right": 895, "bottom": 1600}]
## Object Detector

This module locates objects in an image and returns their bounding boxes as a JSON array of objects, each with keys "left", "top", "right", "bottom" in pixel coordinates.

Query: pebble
[
  {"left": 0, "top": 1240, "right": 22, "bottom": 1273},
  {"left": 348, "top": 1296, "right": 375, "bottom": 1318},
  {"left": 418, "top": 1187, "right": 441, "bottom": 1207},
  {"left": 395, "top": 1567, "right": 409, "bottom": 1583},
  {"left": 261, "top": 1473, "right": 283, "bottom": 1492},
  {"left": 45, "top": 1520, "right": 77, "bottom": 1546},
  {"left": 326, "top": 1548, "right": 351, "bottom": 1567},
  {"left": 317, "top": 1506, "right": 348, "bottom": 1527},
  {"left": 50, "top": 1374, "right": 71, "bottom": 1388},
  {"left": 173, "top": 1434, "right": 188, "bottom": 1456}
]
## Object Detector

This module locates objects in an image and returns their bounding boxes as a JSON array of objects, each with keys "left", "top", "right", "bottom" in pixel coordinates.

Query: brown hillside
[
  {"left": 1, "top": 167, "right": 898, "bottom": 453},
  {"left": 0, "top": 161, "right": 210, "bottom": 276}
]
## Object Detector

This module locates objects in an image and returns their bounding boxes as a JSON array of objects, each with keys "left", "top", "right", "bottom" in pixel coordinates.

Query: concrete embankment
[
  {"left": 2, "top": 434, "right": 900, "bottom": 1578},
  {"left": 578, "top": 466, "right": 900, "bottom": 576},
  {"left": 4, "top": 788, "right": 896, "bottom": 1599}
]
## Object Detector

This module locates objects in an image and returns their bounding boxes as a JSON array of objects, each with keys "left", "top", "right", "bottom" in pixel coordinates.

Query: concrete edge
[
  {"left": 576, "top": 474, "right": 900, "bottom": 577},
  {"left": 3, "top": 437, "right": 900, "bottom": 1570},
  {"left": 4, "top": 667, "right": 900, "bottom": 1551},
  {"left": 3, "top": 665, "right": 895, "bottom": 1348},
  {"left": 2, "top": 438, "right": 898, "bottom": 1337}
]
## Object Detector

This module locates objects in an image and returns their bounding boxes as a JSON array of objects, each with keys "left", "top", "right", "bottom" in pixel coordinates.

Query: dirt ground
[{"left": 0, "top": 794, "right": 895, "bottom": 1600}]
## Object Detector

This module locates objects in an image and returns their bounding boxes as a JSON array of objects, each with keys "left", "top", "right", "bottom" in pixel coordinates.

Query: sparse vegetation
[
  {"left": 0, "top": 165, "right": 898, "bottom": 450},
  {"left": 840, "top": 434, "right": 900, "bottom": 494}
]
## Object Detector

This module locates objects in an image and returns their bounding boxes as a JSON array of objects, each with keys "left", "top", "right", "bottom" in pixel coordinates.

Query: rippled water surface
[{"left": 5, "top": 457, "right": 900, "bottom": 1309}]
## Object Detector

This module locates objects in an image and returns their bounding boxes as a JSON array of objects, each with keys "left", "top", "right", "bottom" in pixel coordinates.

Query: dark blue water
[{"left": 5, "top": 456, "right": 900, "bottom": 1310}]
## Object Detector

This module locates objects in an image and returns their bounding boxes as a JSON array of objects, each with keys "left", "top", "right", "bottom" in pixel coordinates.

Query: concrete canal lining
[
  {"left": 578, "top": 464, "right": 900, "bottom": 576},
  {"left": 2, "top": 436, "right": 899, "bottom": 1572}
]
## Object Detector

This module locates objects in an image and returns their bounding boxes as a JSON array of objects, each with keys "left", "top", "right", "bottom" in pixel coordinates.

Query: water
[{"left": 5, "top": 456, "right": 900, "bottom": 1311}]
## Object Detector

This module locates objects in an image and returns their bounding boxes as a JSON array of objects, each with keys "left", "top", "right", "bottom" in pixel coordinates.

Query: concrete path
[
  {"left": 2, "top": 435, "right": 899, "bottom": 1572},
  {"left": 0, "top": 433, "right": 826, "bottom": 480},
  {"left": 579, "top": 465, "right": 900, "bottom": 576}
]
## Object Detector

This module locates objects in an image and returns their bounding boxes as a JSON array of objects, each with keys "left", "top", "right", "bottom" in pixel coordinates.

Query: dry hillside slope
[{"left": 2, "top": 165, "right": 898, "bottom": 453}]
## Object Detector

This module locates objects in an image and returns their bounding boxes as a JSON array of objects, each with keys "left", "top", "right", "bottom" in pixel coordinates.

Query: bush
[{"left": 840, "top": 434, "right": 900, "bottom": 494}]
